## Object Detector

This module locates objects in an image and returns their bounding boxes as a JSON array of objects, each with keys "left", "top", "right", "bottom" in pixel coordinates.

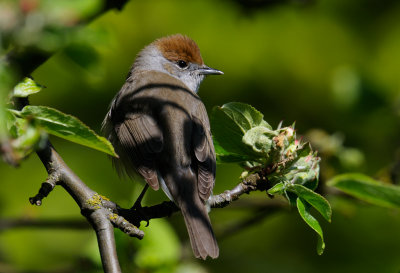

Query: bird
[{"left": 102, "top": 34, "right": 223, "bottom": 259}]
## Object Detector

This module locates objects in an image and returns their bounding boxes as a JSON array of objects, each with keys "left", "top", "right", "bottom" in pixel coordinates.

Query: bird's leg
[
  {"left": 132, "top": 184, "right": 149, "bottom": 210},
  {"left": 130, "top": 184, "right": 151, "bottom": 227}
]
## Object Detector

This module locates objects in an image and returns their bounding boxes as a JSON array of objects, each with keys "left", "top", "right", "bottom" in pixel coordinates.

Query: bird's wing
[
  {"left": 116, "top": 113, "right": 163, "bottom": 190},
  {"left": 192, "top": 104, "right": 216, "bottom": 202}
]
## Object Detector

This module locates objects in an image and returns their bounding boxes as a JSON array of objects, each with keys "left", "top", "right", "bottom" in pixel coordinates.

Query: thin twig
[
  {"left": 29, "top": 172, "right": 60, "bottom": 206},
  {"left": 0, "top": 218, "right": 90, "bottom": 232},
  {"left": 111, "top": 173, "right": 271, "bottom": 228}
]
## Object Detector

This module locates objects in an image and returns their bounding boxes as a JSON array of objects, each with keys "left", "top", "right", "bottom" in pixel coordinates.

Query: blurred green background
[{"left": 1, "top": 0, "right": 400, "bottom": 272}]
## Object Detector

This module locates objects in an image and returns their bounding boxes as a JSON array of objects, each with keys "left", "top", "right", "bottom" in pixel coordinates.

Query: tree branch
[
  {"left": 91, "top": 210, "right": 121, "bottom": 273},
  {"left": 10, "top": 94, "right": 281, "bottom": 273},
  {"left": 26, "top": 135, "right": 276, "bottom": 272},
  {"left": 108, "top": 172, "right": 271, "bottom": 230},
  {"left": 34, "top": 141, "right": 125, "bottom": 272}
]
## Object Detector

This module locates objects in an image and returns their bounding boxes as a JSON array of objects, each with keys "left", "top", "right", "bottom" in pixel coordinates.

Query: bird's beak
[{"left": 198, "top": 66, "right": 224, "bottom": 75}]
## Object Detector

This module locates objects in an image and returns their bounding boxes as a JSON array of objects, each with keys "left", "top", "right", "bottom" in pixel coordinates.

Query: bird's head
[{"left": 133, "top": 34, "right": 223, "bottom": 92}]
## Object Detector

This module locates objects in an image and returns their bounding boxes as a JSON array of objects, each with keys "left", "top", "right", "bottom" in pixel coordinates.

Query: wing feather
[
  {"left": 116, "top": 114, "right": 163, "bottom": 190},
  {"left": 192, "top": 105, "right": 216, "bottom": 202}
]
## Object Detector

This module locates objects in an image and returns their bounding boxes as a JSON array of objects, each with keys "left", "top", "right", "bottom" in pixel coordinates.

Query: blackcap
[{"left": 103, "top": 34, "right": 223, "bottom": 259}]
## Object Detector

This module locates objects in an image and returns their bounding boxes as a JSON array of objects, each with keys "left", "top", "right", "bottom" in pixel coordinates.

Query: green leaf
[
  {"left": 13, "top": 78, "right": 44, "bottom": 98},
  {"left": 327, "top": 173, "right": 400, "bottom": 208},
  {"left": 213, "top": 138, "right": 249, "bottom": 163},
  {"left": 242, "top": 126, "right": 275, "bottom": 154},
  {"left": 267, "top": 182, "right": 285, "bottom": 195},
  {"left": 296, "top": 197, "right": 325, "bottom": 255},
  {"left": 211, "top": 102, "right": 273, "bottom": 163},
  {"left": 285, "top": 191, "right": 298, "bottom": 207},
  {"left": 19, "top": 106, "right": 117, "bottom": 156},
  {"left": 288, "top": 184, "right": 331, "bottom": 222},
  {"left": 12, "top": 124, "right": 42, "bottom": 148},
  {"left": 4, "top": 111, "right": 48, "bottom": 160},
  {"left": 219, "top": 102, "right": 271, "bottom": 132},
  {"left": 211, "top": 105, "right": 250, "bottom": 155},
  {"left": 5, "top": 110, "right": 18, "bottom": 138}
]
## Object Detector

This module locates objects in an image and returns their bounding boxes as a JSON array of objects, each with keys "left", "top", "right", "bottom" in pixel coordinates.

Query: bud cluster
[{"left": 211, "top": 102, "right": 320, "bottom": 195}]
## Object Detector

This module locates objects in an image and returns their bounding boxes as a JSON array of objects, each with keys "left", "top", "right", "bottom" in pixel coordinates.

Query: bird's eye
[{"left": 177, "top": 60, "right": 188, "bottom": 68}]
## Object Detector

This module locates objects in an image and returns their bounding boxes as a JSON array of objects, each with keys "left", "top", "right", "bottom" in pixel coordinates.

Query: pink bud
[{"left": 286, "top": 127, "right": 294, "bottom": 137}]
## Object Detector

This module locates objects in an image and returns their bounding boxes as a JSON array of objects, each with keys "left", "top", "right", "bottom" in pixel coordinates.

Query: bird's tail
[{"left": 180, "top": 201, "right": 219, "bottom": 259}]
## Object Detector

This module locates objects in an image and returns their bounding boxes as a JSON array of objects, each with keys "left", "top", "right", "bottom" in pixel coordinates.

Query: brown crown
[{"left": 154, "top": 34, "right": 204, "bottom": 65}]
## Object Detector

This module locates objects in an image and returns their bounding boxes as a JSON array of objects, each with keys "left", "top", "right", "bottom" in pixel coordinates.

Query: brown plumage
[
  {"left": 155, "top": 34, "right": 204, "bottom": 65},
  {"left": 103, "top": 35, "right": 222, "bottom": 259}
]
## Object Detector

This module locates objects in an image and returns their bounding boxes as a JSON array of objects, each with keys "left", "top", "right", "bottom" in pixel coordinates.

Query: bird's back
[{"left": 103, "top": 70, "right": 218, "bottom": 259}]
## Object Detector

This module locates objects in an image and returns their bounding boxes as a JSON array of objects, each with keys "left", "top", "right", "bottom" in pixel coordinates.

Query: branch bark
[{"left": 34, "top": 137, "right": 125, "bottom": 272}]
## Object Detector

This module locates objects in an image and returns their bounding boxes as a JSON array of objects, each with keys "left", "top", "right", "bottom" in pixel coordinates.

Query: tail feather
[{"left": 180, "top": 202, "right": 219, "bottom": 259}]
